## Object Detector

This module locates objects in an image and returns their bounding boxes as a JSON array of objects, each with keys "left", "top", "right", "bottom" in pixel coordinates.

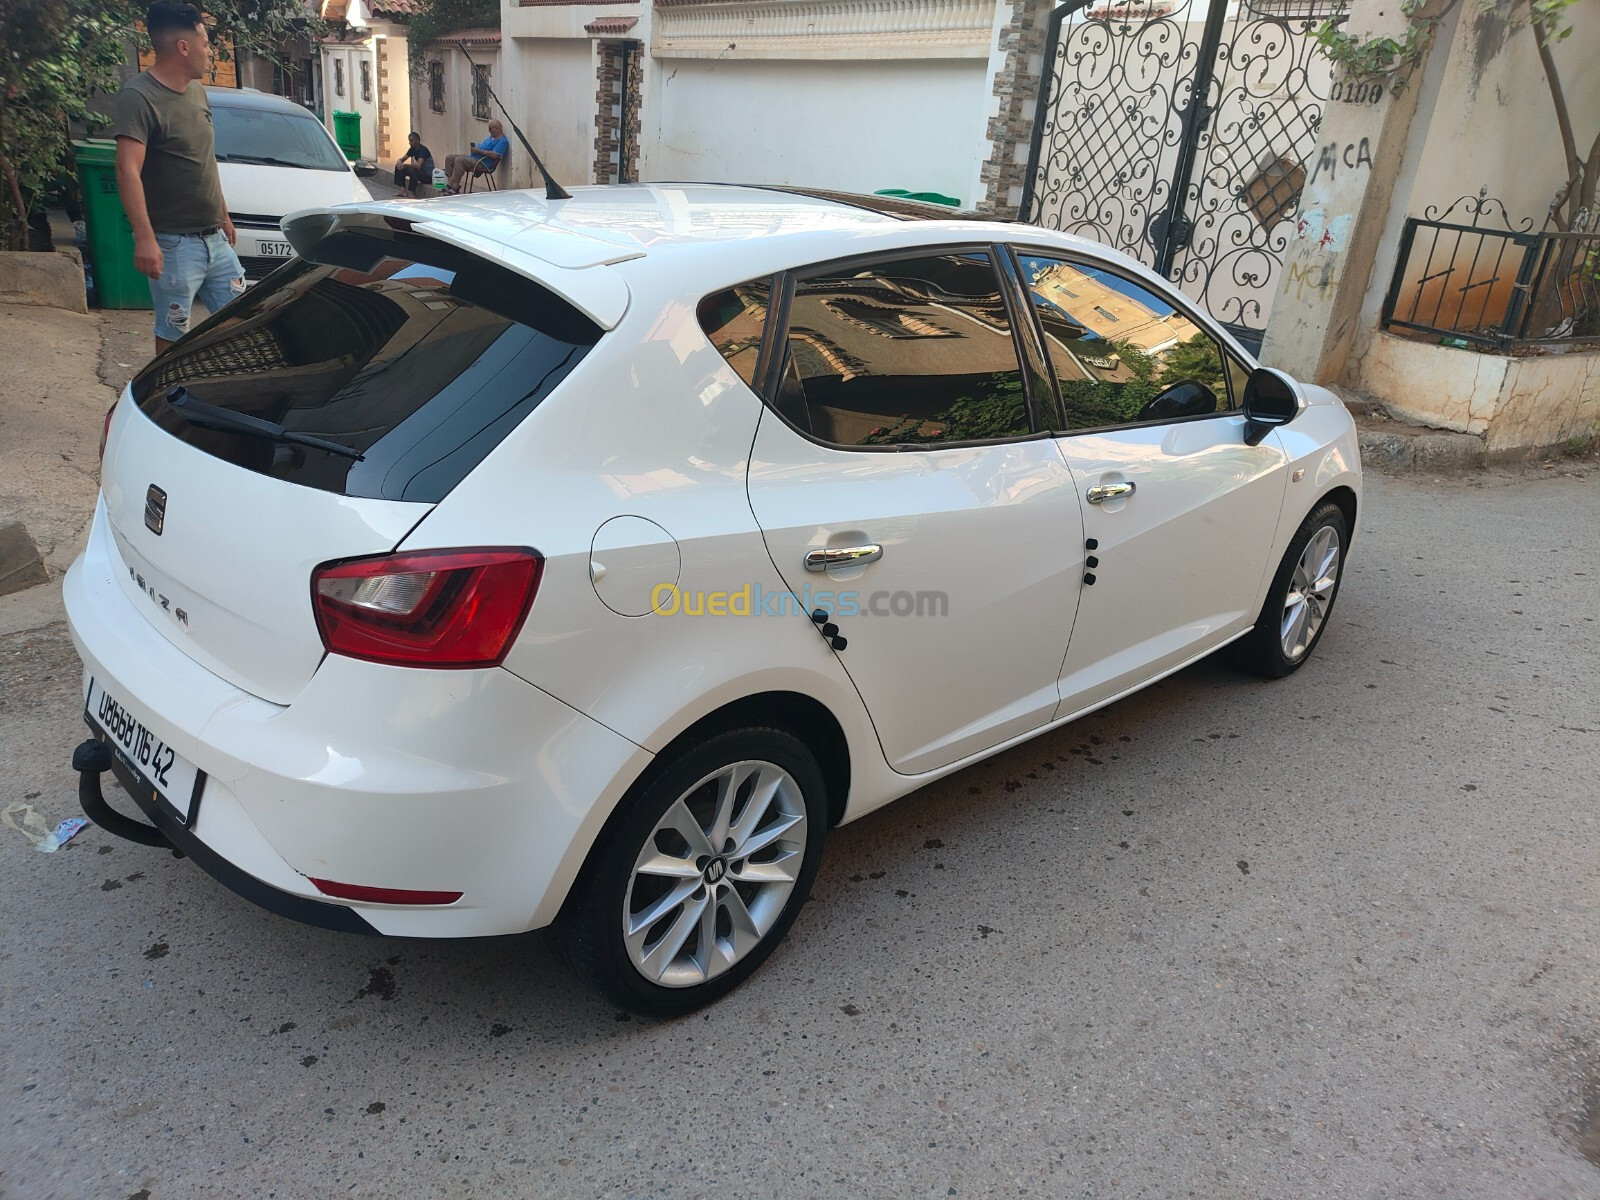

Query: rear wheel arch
[{"left": 645, "top": 691, "right": 851, "bottom": 829}]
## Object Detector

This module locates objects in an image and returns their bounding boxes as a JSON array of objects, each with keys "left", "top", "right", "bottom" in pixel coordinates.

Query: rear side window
[
  {"left": 132, "top": 230, "right": 601, "bottom": 502},
  {"left": 777, "top": 250, "right": 1029, "bottom": 448},
  {"left": 698, "top": 280, "right": 771, "bottom": 390}
]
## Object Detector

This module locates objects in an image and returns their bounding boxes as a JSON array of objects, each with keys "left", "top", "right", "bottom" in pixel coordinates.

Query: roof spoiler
[{"left": 281, "top": 208, "right": 631, "bottom": 329}]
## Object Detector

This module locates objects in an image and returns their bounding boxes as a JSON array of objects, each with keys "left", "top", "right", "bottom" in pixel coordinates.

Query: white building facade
[{"left": 481, "top": 0, "right": 1024, "bottom": 208}]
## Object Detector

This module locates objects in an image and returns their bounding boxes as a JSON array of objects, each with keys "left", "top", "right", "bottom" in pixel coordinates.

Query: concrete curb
[
  {"left": 0, "top": 249, "right": 87, "bottom": 314},
  {"left": 1356, "top": 426, "right": 1488, "bottom": 474},
  {"left": 1330, "top": 386, "right": 1489, "bottom": 474}
]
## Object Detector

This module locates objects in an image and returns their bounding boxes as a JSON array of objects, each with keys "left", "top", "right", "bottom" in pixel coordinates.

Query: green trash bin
[
  {"left": 331, "top": 110, "right": 361, "bottom": 161},
  {"left": 874, "top": 188, "right": 961, "bottom": 208},
  {"left": 71, "top": 139, "right": 151, "bottom": 310}
]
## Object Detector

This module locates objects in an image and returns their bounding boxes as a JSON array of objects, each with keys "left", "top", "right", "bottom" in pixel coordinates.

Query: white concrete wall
[
  {"left": 1359, "top": 332, "right": 1600, "bottom": 453},
  {"left": 1406, "top": 5, "right": 1600, "bottom": 231},
  {"left": 321, "top": 43, "right": 380, "bottom": 160},
  {"left": 413, "top": 44, "right": 502, "bottom": 177},
  {"left": 643, "top": 59, "right": 987, "bottom": 202},
  {"left": 375, "top": 31, "right": 411, "bottom": 161},
  {"left": 497, "top": 37, "right": 596, "bottom": 189}
]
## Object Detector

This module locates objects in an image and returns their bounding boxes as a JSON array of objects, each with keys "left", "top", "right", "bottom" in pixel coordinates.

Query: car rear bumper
[
  {"left": 73, "top": 736, "right": 381, "bottom": 934},
  {"left": 64, "top": 499, "right": 650, "bottom": 938}
]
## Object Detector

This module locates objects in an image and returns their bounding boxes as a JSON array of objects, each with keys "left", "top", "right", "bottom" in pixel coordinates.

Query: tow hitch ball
[{"left": 72, "top": 739, "right": 178, "bottom": 852}]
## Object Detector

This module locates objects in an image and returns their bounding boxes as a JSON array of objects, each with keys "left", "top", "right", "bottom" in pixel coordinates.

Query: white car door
[
  {"left": 742, "top": 247, "right": 1084, "bottom": 775},
  {"left": 1008, "top": 249, "right": 1290, "bottom": 717}
]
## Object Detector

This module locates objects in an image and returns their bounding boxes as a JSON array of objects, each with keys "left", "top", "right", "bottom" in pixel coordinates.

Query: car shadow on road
[{"left": 115, "top": 639, "right": 1315, "bottom": 1045}]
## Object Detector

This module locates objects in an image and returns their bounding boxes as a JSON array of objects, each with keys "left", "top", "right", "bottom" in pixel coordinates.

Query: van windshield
[
  {"left": 213, "top": 104, "right": 349, "bottom": 171},
  {"left": 131, "top": 229, "right": 602, "bottom": 502}
]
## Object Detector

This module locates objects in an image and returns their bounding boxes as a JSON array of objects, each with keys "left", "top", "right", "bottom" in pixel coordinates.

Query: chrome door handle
[
  {"left": 804, "top": 544, "right": 883, "bottom": 572},
  {"left": 1086, "top": 481, "right": 1136, "bottom": 505}
]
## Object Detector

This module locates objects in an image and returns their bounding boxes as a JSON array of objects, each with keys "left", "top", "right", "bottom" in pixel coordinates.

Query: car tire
[
  {"left": 554, "top": 727, "right": 828, "bottom": 1017},
  {"left": 1237, "top": 500, "right": 1349, "bottom": 679}
]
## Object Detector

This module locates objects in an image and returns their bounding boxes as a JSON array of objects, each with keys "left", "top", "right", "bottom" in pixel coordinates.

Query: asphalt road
[{"left": 1, "top": 466, "right": 1596, "bottom": 1200}]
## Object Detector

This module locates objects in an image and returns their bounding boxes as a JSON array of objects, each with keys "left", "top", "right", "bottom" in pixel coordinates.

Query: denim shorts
[{"left": 150, "top": 230, "right": 246, "bottom": 342}]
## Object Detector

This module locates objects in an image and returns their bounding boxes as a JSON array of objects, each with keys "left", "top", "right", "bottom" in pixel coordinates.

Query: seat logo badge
[{"left": 144, "top": 485, "right": 166, "bottom": 535}]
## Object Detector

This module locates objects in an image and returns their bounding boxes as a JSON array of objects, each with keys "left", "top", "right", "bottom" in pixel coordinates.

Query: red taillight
[
  {"left": 311, "top": 547, "right": 542, "bottom": 669},
  {"left": 309, "top": 878, "right": 462, "bottom": 905},
  {"left": 99, "top": 401, "right": 117, "bottom": 464}
]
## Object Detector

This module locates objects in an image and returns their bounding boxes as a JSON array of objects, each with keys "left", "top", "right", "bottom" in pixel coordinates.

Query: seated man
[
  {"left": 443, "top": 120, "right": 509, "bottom": 193},
  {"left": 393, "top": 132, "right": 434, "bottom": 195}
]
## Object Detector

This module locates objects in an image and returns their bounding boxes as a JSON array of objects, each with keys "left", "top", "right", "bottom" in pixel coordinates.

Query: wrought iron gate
[{"left": 1021, "top": 0, "right": 1345, "bottom": 350}]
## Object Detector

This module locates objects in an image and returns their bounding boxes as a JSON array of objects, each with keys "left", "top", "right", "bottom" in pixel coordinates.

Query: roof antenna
[{"left": 453, "top": 43, "right": 571, "bottom": 200}]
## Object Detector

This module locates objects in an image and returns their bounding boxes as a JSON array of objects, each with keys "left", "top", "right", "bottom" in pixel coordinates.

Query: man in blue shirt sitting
[{"left": 443, "top": 120, "right": 509, "bottom": 193}]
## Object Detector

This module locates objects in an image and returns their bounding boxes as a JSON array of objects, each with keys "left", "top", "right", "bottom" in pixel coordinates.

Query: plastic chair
[{"left": 461, "top": 155, "right": 501, "bottom": 194}]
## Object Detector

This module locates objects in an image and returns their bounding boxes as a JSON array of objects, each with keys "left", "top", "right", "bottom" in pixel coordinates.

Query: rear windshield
[
  {"left": 213, "top": 104, "right": 349, "bottom": 172},
  {"left": 131, "top": 229, "right": 602, "bottom": 502}
]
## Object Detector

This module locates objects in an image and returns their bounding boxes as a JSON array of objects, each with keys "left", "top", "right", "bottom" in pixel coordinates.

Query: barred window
[
  {"left": 472, "top": 64, "right": 491, "bottom": 121},
  {"left": 428, "top": 61, "right": 445, "bottom": 114},
  {"left": 334, "top": 59, "right": 344, "bottom": 97},
  {"left": 360, "top": 59, "right": 373, "bottom": 102}
]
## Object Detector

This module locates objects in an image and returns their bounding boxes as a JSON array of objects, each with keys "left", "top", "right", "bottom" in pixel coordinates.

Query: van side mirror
[{"left": 1242, "top": 367, "right": 1302, "bottom": 446}]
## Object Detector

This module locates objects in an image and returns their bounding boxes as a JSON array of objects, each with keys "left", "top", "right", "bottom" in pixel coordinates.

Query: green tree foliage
[
  {"left": 1058, "top": 335, "right": 1226, "bottom": 429},
  {"left": 405, "top": 0, "right": 497, "bottom": 74},
  {"left": 860, "top": 373, "right": 1028, "bottom": 445},
  {"left": 860, "top": 331, "right": 1228, "bottom": 444},
  {"left": 0, "top": 0, "right": 319, "bottom": 250}
]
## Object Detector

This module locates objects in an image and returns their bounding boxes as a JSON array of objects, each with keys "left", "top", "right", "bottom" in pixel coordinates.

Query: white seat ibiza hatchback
[{"left": 67, "top": 185, "right": 1360, "bottom": 1015}]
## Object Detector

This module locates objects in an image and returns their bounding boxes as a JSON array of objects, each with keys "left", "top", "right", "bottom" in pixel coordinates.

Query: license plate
[
  {"left": 85, "top": 678, "right": 204, "bottom": 824},
  {"left": 256, "top": 240, "right": 292, "bottom": 257}
]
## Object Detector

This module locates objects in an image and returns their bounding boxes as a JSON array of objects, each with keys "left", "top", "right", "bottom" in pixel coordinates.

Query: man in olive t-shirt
[{"left": 114, "top": 1, "right": 244, "bottom": 352}]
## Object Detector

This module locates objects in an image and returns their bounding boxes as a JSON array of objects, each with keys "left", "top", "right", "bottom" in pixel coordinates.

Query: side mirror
[
  {"left": 1136, "top": 380, "right": 1217, "bottom": 423},
  {"left": 1241, "top": 367, "right": 1302, "bottom": 446},
  {"left": 353, "top": 160, "right": 378, "bottom": 178}
]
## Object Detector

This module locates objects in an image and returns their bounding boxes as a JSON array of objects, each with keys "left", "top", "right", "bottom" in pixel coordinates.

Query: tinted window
[
  {"left": 132, "top": 230, "right": 601, "bottom": 502},
  {"left": 777, "top": 251, "right": 1029, "bottom": 447},
  {"left": 1017, "top": 253, "right": 1234, "bottom": 432},
  {"left": 698, "top": 280, "right": 772, "bottom": 390},
  {"left": 213, "top": 103, "right": 348, "bottom": 171}
]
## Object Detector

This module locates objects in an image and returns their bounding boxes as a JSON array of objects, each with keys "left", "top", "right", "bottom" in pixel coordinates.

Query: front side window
[
  {"left": 1016, "top": 252, "right": 1239, "bottom": 432},
  {"left": 776, "top": 250, "right": 1031, "bottom": 447},
  {"left": 131, "top": 229, "right": 601, "bottom": 502}
]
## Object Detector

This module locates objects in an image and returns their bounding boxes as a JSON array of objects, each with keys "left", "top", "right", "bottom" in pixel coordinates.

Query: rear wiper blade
[{"left": 165, "top": 386, "right": 364, "bottom": 460}]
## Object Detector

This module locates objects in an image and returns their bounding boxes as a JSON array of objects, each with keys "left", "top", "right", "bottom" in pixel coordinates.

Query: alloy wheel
[
  {"left": 1280, "top": 524, "right": 1341, "bottom": 662},
  {"left": 623, "top": 760, "right": 808, "bottom": 988}
]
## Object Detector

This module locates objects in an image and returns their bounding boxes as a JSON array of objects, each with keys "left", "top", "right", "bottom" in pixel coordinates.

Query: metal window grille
[
  {"left": 429, "top": 62, "right": 445, "bottom": 113},
  {"left": 360, "top": 59, "right": 373, "bottom": 103},
  {"left": 1383, "top": 219, "right": 1600, "bottom": 348},
  {"left": 334, "top": 59, "right": 344, "bottom": 97},
  {"left": 1242, "top": 0, "right": 1349, "bottom": 20},
  {"left": 472, "top": 65, "right": 491, "bottom": 121}
]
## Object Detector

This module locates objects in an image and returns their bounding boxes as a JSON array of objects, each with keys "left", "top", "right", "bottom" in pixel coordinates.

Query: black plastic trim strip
[{"left": 75, "top": 727, "right": 379, "bottom": 936}]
